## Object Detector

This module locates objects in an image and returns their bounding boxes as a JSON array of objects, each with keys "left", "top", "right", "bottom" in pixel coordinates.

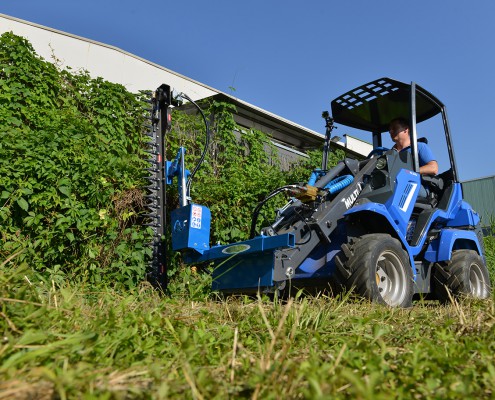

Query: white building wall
[
  {"left": 344, "top": 135, "right": 373, "bottom": 157},
  {"left": 0, "top": 13, "right": 218, "bottom": 99}
]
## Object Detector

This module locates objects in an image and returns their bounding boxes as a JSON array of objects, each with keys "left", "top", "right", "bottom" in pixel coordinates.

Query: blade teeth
[
  {"left": 141, "top": 87, "right": 164, "bottom": 247},
  {"left": 143, "top": 213, "right": 159, "bottom": 219},
  {"left": 144, "top": 223, "right": 161, "bottom": 228}
]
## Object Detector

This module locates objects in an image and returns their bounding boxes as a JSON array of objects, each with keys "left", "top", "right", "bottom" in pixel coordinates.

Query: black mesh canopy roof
[{"left": 331, "top": 78, "right": 444, "bottom": 133}]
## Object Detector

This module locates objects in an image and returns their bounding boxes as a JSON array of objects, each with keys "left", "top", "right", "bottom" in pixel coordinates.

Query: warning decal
[{"left": 191, "top": 205, "right": 202, "bottom": 229}]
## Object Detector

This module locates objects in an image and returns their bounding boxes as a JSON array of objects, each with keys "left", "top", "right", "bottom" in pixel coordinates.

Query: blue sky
[{"left": 2, "top": 0, "right": 495, "bottom": 181}]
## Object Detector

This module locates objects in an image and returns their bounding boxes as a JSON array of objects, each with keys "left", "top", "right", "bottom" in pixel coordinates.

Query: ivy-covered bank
[{"left": 0, "top": 32, "right": 330, "bottom": 288}]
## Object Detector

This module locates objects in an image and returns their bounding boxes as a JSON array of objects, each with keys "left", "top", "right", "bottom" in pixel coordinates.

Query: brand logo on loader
[{"left": 343, "top": 185, "right": 362, "bottom": 209}]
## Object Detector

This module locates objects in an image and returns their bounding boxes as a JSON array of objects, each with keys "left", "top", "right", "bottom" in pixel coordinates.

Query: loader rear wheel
[
  {"left": 432, "top": 250, "right": 491, "bottom": 302},
  {"left": 335, "top": 234, "right": 414, "bottom": 307}
]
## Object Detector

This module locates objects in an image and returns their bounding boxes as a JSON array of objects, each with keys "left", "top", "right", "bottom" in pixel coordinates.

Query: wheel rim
[
  {"left": 375, "top": 251, "right": 407, "bottom": 306},
  {"left": 469, "top": 262, "right": 488, "bottom": 298}
]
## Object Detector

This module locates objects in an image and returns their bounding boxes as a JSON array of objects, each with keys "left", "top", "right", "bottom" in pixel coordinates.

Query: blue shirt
[{"left": 399, "top": 142, "right": 436, "bottom": 167}]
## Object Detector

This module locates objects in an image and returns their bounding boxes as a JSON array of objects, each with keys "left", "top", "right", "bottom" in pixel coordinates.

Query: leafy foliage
[
  {"left": 0, "top": 32, "right": 332, "bottom": 287},
  {"left": 0, "top": 32, "right": 150, "bottom": 287},
  {"left": 485, "top": 235, "right": 495, "bottom": 279}
]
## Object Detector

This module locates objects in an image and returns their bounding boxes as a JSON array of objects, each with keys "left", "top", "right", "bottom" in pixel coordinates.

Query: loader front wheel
[
  {"left": 432, "top": 250, "right": 491, "bottom": 302},
  {"left": 335, "top": 234, "right": 414, "bottom": 307}
]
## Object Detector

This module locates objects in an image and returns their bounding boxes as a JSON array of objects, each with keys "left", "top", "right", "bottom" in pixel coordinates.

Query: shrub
[{"left": 0, "top": 32, "right": 149, "bottom": 287}]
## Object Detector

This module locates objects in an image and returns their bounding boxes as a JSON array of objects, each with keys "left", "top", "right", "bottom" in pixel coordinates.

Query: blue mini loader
[{"left": 144, "top": 78, "right": 490, "bottom": 307}]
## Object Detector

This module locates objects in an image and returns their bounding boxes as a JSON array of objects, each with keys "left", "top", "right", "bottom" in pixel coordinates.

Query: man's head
[{"left": 389, "top": 117, "right": 409, "bottom": 142}]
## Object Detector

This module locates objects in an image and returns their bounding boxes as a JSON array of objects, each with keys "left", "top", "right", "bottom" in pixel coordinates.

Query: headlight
[{"left": 376, "top": 156, "right": 387, "bottom": 170}]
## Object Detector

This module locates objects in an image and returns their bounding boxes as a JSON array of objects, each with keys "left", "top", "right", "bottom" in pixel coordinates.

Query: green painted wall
[{"left": 462, "top": 176, "right": 495, "bottom": 231}]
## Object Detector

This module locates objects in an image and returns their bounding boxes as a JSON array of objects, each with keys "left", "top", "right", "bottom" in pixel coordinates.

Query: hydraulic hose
[
  {"left": 249, "top": 185, "right": 301, "bottom": 239},
  {"left": 179, "top": 92, "right": 210, "bottom": 198},
  {"left": 324, "top": 175, "right": 354, "bottom": 194},
  {"left": 307, "top": 169, "right": 326, "bottom": 186}
]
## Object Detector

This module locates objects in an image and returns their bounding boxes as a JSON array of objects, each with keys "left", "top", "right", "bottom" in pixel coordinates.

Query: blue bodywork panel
[
  {"left": 201, "top": 233, "right": 295, "bottom": 291},
  {"left": 425, "top": 229, "right": 482, "bottom": 262},
  {"left": 446, "top": 199, "right": 481, "bottom": 227},
  {"left": 171, "top": 204, "right": 211, "bottom": 254},
  {"left": 383, "top": 169, "right": 421, "bottom": 235},
  {"left": 212, "top": 251, "right": 278, "bottom": 291},
  {"left": 183, "top": 232, "right": 295, "bottom": 263}
]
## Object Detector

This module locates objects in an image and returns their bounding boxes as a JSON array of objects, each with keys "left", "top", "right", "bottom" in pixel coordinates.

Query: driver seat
[{"left": 409, "top": 169, "right": 455, "bottom": 245}]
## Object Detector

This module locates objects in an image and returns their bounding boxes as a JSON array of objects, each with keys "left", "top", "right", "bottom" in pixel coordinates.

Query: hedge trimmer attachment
[
  {"left": 142, "top": 86, "right": 209, "bottom": 291},
  {"left": 142, "top": 85, "right": 173, "bottom": 291}
]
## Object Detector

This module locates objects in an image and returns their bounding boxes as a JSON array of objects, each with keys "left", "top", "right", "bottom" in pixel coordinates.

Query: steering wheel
[{"left": 367, "top": 146, "right": 389, "bottom": 158}]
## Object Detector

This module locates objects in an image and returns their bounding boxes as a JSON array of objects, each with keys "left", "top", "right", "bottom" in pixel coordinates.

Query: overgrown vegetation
[
  {"left": 2, "top": 32, "right": 495, "bottom": 399},
  {"left": 0, "top": 32, "right": 329, "bottom": 287},
  {"left": 0, "top": 32, "right": 150, "bottom": 288}
]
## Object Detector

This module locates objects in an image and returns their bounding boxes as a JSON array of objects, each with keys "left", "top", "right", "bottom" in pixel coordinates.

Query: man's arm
[
  {"left": 417, "top": 142, "right": 438, "bottom": 175},
  {"left": 419, "top": 160, "right": 438, "bottom": 175}
]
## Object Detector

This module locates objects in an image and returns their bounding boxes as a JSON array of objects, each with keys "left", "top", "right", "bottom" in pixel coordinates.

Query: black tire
[
  {"left": 334, "top": 234, "right": 414, "bottom": 307},
  {"left": 432, "top": 250, "right": 491, "bottom": 302}
]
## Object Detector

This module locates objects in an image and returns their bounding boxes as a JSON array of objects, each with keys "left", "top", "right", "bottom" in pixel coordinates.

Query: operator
[
  {"left": 389, "top": 117, "right": 438, "bottom": 198},
  {"left": 389, "top": 117, "right": 438, "bottom": 175}
]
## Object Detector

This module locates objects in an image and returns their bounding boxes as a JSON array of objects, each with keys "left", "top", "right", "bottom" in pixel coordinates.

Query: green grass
[{"left": 2, "top": 264, "right": 495, "bottom": 399}]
